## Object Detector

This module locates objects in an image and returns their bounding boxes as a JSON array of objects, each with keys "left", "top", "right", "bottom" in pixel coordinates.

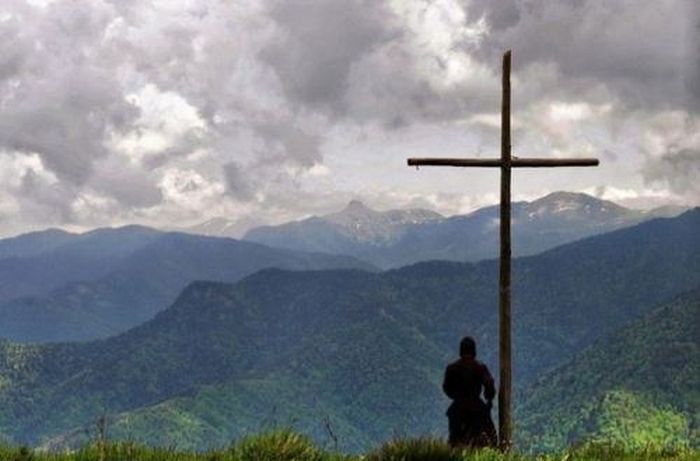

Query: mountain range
[
  {"left": 243, "top": 192, "right": 687, "bottom": 268},
  {"left": 0, "top": 228, "right": 372, "bottom": 342},
  {"left": 1, "top": 209, "right": 697, "bottom": 452},
  {"left": 0, "top": 226, "right": 160, "bottom": 304},
  {"left": 0, "top": 191, "right": 683, "bottom": 344},
  {"left": 517, "top": 289, "right": 699, "bottom": 450}
]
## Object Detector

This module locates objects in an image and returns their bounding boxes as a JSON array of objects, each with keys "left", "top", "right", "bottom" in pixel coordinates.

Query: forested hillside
[
  {"left": 518, "top": 289, "right": 699, "bottom": 451},
  {"left": 0, "top": 210, "right": 698, "bottom": 451}
]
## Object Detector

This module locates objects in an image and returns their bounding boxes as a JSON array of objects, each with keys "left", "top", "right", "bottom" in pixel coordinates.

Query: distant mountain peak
[
  {"left": 181, "top": 216, "right": 259, "bottom": 239},
  {"left": 528, "top": 191, "right": 628, "bottom": 216},
  {"left": 535, "top": 191, "right": 599, "bottom": 205},
  {"left": 244, "top": 190, "right": 685, "bottom": 268},
  {"left": 542, "top": 191, "right": 578, "bottom": 199},
  {"left": 195, "top": 217, "right": 238, "bottom": 231},
  {"left": 83, "top": 224, "right": 158, "bottom": 236},
  {"left": 343, "top": 200, "right": 371, "bottom": 213}
]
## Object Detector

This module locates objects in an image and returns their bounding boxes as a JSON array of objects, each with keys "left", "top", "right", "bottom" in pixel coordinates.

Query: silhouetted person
[{"left": 442, "top": 336, "right": 497, "bottom": 448}]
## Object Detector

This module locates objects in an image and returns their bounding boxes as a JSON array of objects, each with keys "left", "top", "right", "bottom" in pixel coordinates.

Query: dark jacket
[{"left": 442, "top": 356, "right": 495, "bottom": 414}]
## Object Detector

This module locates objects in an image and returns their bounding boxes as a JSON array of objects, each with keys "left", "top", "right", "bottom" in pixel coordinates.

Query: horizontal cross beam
[{"left": 407, "top": 158, "right": 600, "bottom": 168}]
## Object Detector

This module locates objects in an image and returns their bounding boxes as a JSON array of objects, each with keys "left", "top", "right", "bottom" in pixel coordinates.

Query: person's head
[{"left": 459, "top": 336, "right": 477, "bottom": 358}]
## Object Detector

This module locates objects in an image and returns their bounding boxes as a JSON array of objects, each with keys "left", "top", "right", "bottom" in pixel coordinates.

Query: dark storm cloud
[
  {"left": 644, "top": 147, "right": 700, "bottom": 195},
  {"left": 89, "top": 156, "right": 163, "bottom": 208},
  {"left": 0, "top": 70, "right": 137, "bottom": 184},
  {"left": 261, "top": 0, "right": 398, "bottom": 115},
  {"left": 685, "top": 1, "right": 700, "bottom": 111},
  {"left": 0, "top": 1, "right": 138, "bottom": 185},
  {"left": 465, "top": 0, "right": 521, "bottom": 31},
  {"left": 261, "top": 0, "right": 502, "bottom": 127},
  {"left": 222, "top": 162, "right": 255, "bottom": 202},
  {"left": 18, "top": 168, "right": 77, "bottom": 224},
  {"left": 463, "top": 0, "right": 692, "bottom": 111},
  {"left": 254, "top": 122, "right": 322, "bottom": 168},
  {"left": 258, "top": 0, "right": 694, "bottom": 125},
  {"left": 344, "top": 44, "right": 499, "bottom": 128}
]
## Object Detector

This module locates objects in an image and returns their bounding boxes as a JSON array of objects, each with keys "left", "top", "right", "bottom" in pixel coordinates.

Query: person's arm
[
  {"left": 442, "top": 366, "right": 458, "bottom": 399},
  {"left": 481, "top": 364, "right": 496, "bottom": 406}
]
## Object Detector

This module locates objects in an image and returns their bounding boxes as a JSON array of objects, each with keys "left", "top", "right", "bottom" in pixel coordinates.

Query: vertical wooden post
[
  {"left": 407, "top": 49, "right": 597, "bottom": 451},
  {"left": 498, "top": 50, "right": 513, "bottom": 451}
]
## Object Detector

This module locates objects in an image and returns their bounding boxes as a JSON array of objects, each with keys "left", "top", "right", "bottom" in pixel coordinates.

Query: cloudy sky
[{"left": 0, "top": 0, "right": 698, "bottom": 236}]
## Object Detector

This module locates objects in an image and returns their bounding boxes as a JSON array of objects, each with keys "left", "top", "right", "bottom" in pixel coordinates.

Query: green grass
[{"left": 0, "top": 431, "right": 697, "bottom": 461}]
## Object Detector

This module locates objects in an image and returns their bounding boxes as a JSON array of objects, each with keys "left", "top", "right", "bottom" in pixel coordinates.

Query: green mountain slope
[
  {"left": 517, "top": 289, "right": 699, "bottom": 451},
  {"left": 0, "top": 210, "right": 698, "bottom": 451}
]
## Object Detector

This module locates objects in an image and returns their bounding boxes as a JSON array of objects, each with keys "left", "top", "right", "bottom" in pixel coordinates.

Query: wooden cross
[{"left": 407, "top": 50, "right": 599, "bottom": 450}]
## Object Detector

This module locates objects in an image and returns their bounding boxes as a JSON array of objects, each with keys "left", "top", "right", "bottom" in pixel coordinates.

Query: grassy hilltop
[{"left": 1, "top": 432, "right": 698, "bottom": 461}]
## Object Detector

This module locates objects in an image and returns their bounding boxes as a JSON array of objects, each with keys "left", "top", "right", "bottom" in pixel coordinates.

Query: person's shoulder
[
  {"left": 445, "top": 359, "right": 462, "bottom": 370},
  {"left": 474, "top": 359, "right": 492, "bottom": 373}
]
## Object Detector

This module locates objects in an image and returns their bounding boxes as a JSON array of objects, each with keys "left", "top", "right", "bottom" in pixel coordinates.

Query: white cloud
[
  {"left": 549, "top": 102, "right": 595, "bottom": 122},
  {"left": 159, "top": 168, "right": 225, "bottom": 209},
  {"left": 112, "top": 84, "right": 207, "bottom": 163},
  {"left": 304, "top": 164, "right": 331, "bottom": 178}
]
